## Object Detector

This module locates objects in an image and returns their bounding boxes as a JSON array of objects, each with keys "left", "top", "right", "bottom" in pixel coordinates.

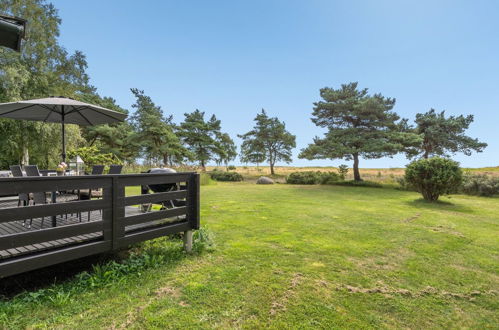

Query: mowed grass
[{"left": 1, "top": 183, "right": 498, "bottom": 328}]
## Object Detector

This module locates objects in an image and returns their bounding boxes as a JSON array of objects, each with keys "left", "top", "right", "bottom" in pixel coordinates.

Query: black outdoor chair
[
  {"left": 108, "top": 164, "right": 123, "bottom": 175},
  {"left": 24, "top": 165, "right": 49, "bottom": 228},
  {"left": 79, "top": 164, "right": 105, "bottom": 221},
  {"left": 90, "top": 165, "right": 105, "bottom": 175},
  {"left": 9, "top": 165, "right": 30, "bottom": 207}
]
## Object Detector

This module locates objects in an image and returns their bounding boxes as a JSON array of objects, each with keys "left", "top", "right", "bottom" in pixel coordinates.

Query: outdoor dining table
[{"left": 46, "top": 171, "right": 77, "bottom": 227}]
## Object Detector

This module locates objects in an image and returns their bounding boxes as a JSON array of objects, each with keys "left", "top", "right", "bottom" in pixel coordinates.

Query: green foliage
[
  {"left": 405, "top": 157, "right": 463, "bottom": 201},
  {"left": 286, "top": 171, "right": 340, "bottom": 185},
  {"left": 179, "top": 109, "right": 228, "bottom": 170},
  {"left": 130, "top": 89, "right": 191, "bottom": 166},
  {"left": 320, "top": 172, "right": 341, "bottom": 184},
  {"left": 337, "top": 164, "right": 349, "bottom": 180},
  {"left": 210, "top": 171, "right": 243, "bottom": 182},
  {"left": 461, "top": 173, "right": 499, "bottom": 196},
  {"left": 299, "top": 82, "right": 420, "bottom": 181},
  {"left": 214, "top": 133, "right": 237, "bottom": 169},
  {"left": 239, "top": 109, "right": 296, "bottom": 175},
  {"left": 287, "top": 171, "right": 322, "bottom": 184},
  {"left": 0, "top": 0, "right": 93, "bottom": 168},
  {"left": 408, "top": 109, "right": 487, "bottom": 159},
  {"left": 227, "top": 165, "right": 236, "bottom": 171},
  {"left": 78, "top": 93, "right": 139, "bottom": 163},
  {"left": 67, "top": 146, "right": 121, "bottom": 171}
]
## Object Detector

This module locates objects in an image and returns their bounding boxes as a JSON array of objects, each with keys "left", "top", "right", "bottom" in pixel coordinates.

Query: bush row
[
  {"left": 209, "top": 171, "right": 244, "bottom": 182},
  {"left": 286, "top": 171, "right": 382, "bottom": 188},
  {"left": 461, "top": 173, "right": 499, "bottom": 196},
  {"left": 286, "top": 171, "right": 340, "bottom": 184}
]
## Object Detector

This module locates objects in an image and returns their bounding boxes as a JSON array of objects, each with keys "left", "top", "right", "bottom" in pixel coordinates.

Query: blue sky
[{"left": 52, "top": 0, "right": 498, "bottom": 168}]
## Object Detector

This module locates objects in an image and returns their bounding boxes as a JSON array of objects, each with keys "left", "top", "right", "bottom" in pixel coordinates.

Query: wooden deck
[
  {"left": 0, "top": 173, "right": 200, "bottom": 278},
  {"left": 0, "top": 197, "right": 185, "bottom": 261}
]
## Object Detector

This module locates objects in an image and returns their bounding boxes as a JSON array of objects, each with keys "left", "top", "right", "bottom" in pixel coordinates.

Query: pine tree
[
  {"left": 239, "top": 109, "right": 296, "bottom": 175},
  {"left": 299, "top": 82, "right": 419, "bottom": 181}
]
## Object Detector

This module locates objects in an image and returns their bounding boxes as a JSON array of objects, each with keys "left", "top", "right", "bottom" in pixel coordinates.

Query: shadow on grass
[
  {"left": 0, "top": 238, "right": 188, "bottom": 301},
  {"left": 0, "top": 252, "right": 121, "bottom": 299},
  {"left": 405, "top": 198, "right": 475, "bottom": 214}
]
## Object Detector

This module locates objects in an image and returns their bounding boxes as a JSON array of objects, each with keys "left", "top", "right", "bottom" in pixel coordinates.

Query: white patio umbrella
[{"left": 0, "top": 96, "right": 127, "bottom": 162}]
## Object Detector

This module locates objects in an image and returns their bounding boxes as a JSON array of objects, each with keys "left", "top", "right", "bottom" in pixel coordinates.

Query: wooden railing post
[
  {"left": 112, "top": 175, "right": 125, "bottom": 250},
  {"left": 102, "top": 178, "right": 113, "bottom": 245},
  {"left": 187, "top": 173, "right": 200, "bottom": 230}
]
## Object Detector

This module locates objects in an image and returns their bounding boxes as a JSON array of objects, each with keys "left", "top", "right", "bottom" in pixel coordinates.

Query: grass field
[{"left": 1, "top": 182, "right": 498, "bottom": 328}]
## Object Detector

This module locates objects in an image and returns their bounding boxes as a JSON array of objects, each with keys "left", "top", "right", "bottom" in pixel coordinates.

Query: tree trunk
[
  {"left": 200, "top": 160, "right": 206, "bottom": 172},
  {"left": 270, "top": 162, "right": 275, "bottom": 175},
  {"left": 163, "top": 154, "right": 169, "bottom": 167},
  {"left": 21, "top": 146, "right": 29, "bottom": 166},
  {"left": 353, "top": 153, "right": 361, "bottom": 181}
]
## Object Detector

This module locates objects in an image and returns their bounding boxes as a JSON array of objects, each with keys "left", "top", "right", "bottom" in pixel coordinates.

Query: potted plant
[{"left": 56, "top": 162, "right": 68, "bottom": 176}]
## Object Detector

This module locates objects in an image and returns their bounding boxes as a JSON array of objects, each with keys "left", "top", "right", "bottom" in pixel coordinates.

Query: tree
[
  {"left": 299, "top": 82, "right": 419, "bottom": 181},
  {"left": 78, "top": 93, "right": 140, "bottom": 163},
  {"left": 407, "top": 109, "right": 487, "bottom": 159},
  {"left": 239, "top": 109, "right": 296, "bottom": 175},
  {"left": 0, "top": 0, "right": 92, "bottom": 168},
  {"left": 130, "top": 89, "right": 190, "bottom": 166},
  {"left": 239, "top": 138, "right": 266, "bottom": 168},
  {"left": 214, "top": 132, "right": 237, "bottom": 170},
  {"left": 179, "top": 110, "right": 222, "bottom": 171}
]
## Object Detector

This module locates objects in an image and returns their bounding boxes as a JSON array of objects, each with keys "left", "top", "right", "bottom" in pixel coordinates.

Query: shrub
[
  {"left": 227, "top": 165, "right": 237, "bottom": 171},
  {"left": 287, "top": 171, "right": 322, "bottom": 184},
  {"left": 461, "top": 173, "right": 499, "bottom": 196},
  {"left": 337, "top": 165, "right": 349, "bottom": 180},
  {"left": 320, "top": 172, "right": 341, "bottom": 184},
  {"left": 210, "top": 171, "right": 243, "bottom": 182},
  {"left": 287, "top": 171, "right": 340, "bottom": 185},
  {"left": 405, "top": 157, "right": 462, "bottom": 201}
]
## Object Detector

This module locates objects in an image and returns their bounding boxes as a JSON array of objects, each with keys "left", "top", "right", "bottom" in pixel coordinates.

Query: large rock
[{"left": 257, "top": 176, "right": 274, "bottom": 184}]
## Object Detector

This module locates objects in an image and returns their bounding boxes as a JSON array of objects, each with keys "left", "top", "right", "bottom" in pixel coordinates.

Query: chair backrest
[
  {"left": 9, "top": 165, "right": 23, "bottom": 177},
  {"left": 10, "top": 165, "right": 29, "bottom": 203},
  {"left": 108, "top": 164, "right": 123, "bottom": 175},
  {"left": 24, "top": 165, "right": 41, "bottom": 177},
  {"left": 24, "top": 165, "right": 46, "bottom": 204},
  {"left": 91, "top": 165, "right": 105, "bottom": 175}
]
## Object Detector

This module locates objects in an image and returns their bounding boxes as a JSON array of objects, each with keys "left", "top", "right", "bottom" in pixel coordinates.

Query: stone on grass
[{"left": 257, "top": 176, "right": 274, "bottom": 184}]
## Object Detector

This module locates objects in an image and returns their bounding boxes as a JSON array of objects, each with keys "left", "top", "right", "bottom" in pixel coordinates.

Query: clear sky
[{"left": 52, "top": 0, "right": 498, "bottom": 168}]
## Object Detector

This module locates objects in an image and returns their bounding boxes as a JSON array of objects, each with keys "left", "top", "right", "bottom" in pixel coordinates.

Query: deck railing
[{"left": 0, "top": 172, "right": 200, "bottom": 278}]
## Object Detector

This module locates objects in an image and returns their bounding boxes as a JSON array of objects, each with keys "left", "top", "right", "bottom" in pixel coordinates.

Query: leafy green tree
[
  {"left": 179, "top": 110, "right": 222, "bottom": 171},
  {"left": 407, "top": 109, "right": 487, "bottom": 159},
  {"left": 239, "top": 109, "right": 296, "bottom": 175},
  {"left": 130, "top": 89, "right": 190, "bottom": 166},
  {"left": 0, "top": 0, "right": 93, "bottom": 168},
  {"left": 214, "top": 132, "right": 237, "bottom": 170},
  {"left": 299, "top": 82, "right": 420, "bottom": 181}
]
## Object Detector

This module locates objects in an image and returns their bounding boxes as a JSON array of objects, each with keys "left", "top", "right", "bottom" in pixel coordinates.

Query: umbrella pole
[{"left": 61, "top": 105, "right": 66, "bottom": 163}]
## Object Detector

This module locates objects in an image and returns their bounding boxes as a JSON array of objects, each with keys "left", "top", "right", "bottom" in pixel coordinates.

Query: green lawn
[{"left": 1, "top": 183, "right": 498, "bottom": 328}]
